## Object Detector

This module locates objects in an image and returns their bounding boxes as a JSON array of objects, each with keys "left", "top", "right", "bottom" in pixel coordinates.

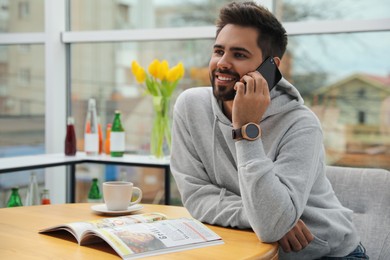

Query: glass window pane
[
  {"left": 70, "top": 0, "right": 249, "bottom": 31},
  {"left": 71, "top": 40, "right": 212, "bottom": 205},
  {"left": 71, "top": 39, "right": 213, "bottom": 154},
  {"left": 0, "top": 0, "right": 45, "bottom": 32},
  {"left": 0, "top": 44, "right": 45, "bottom": 207},
  {"left": 0, "top": 44, "right": 45, "bottom": 153},
  {"left": 276, "top": 0, "right": 390, "bottom": 22},
  {"left": 281, "top": 32, "right": 390, "bottom": 169},
  {"left": 71, "top": 32, "right": 390, "bottom": 171}
]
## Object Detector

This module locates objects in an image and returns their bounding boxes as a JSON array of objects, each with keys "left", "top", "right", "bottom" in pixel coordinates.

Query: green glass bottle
[
  {"left": 7, "top": 187, "right": 23, "bottom": 207},
  {"left": 110, "top": 110, "right": 125, "bottom": 157},
  {"left": 88, "top": 178, "right": 102, "bottom": 203}
]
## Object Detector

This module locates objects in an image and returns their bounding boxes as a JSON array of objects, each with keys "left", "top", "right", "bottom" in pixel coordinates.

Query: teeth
[{"left": 218, "top": 76, "right": 233, "bottom": 81}]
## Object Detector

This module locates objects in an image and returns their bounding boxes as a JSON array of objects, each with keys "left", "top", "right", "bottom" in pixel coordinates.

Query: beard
[{"left": 210, "top": 68, "right": 240, "bottom": 101}]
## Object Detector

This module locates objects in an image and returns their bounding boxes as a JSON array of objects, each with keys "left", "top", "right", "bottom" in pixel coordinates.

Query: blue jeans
[{"left": 319, "top": 242, "right": 369, "bottom": 259}]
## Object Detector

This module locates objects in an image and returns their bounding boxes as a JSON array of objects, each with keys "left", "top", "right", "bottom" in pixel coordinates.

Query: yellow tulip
[
  {"left": 148, "top": 59, "right": 160, "bottom": 78},
  {"left": 136, "top": 66, "right": 146, "bottom": 83},
  {"left": 131, "top": 61, "right": 146, "bottom": 83},
  {"left": 166, "top": 62, "right": 185, "bottom": 82},
  {"left": 131, "top": 60, "right": 140, "bottom": 76},
  {"left": 176, "top": 62, "right": 185, "bottom": 78},
  {"left": 157, "top": 60, "right": 169, "bottom": 81},
  {"left": 166, "top": 65, "right": 180, "bottom": 82}
]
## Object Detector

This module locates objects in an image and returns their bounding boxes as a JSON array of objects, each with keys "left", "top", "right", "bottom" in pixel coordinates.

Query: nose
[{"left": 217, "top": 54, "right": 232, "bottom": 70}]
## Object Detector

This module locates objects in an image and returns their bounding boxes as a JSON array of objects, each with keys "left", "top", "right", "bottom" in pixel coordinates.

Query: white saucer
[{"left": 91, "top": 204, "right": 143, "bottom": 215}]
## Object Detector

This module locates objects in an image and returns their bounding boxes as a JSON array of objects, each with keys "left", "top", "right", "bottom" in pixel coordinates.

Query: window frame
[{"left": 0, "top": 0, "right": 389, "bottom": 203}]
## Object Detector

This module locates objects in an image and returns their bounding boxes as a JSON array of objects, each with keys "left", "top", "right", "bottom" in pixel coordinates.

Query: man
[{"left": 170, "top": 1, "right": 367, "bottom": 259}]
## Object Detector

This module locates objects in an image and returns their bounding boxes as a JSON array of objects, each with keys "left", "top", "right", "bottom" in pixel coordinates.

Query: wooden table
[
  {"left": 0, "top": 153, "right": 171, "bottom": 204},
  {"left": 0, "top": 203, "right": 278, "bottom": 260}
]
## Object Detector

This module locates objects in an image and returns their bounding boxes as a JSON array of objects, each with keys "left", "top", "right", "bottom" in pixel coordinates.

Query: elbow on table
[
  {"left": 251, "top": 218, "right": 292, "bottom": 243},
  {"left": 255, "top": 228, "right": 283, "bottom": 243}
]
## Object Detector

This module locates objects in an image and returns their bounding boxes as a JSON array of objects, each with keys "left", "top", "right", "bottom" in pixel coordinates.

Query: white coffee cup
[{"left": 103, "top": 181, "right": 142, "bottom": 211}]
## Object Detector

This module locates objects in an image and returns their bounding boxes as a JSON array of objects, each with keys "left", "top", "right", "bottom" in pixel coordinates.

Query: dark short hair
[{"left": 216, "top": 1, "right": 287, "bottom": 59}]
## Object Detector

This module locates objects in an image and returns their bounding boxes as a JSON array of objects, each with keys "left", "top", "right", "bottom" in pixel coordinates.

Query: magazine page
[
  {"left": 39, "top": 212, "right": 167, "bottom": 244},
  {"left": 82, "top": 218, "right": 223, "bottom": 259},
  {"left": 39, "top": 222, "right": 92, "bottom": 243}
]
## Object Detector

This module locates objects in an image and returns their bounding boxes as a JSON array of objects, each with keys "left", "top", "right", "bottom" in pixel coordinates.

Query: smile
[
  {"left": 217, "top": 76, "right": 234, "bottom": 81},
  {"left": 215, "top": 73, "right": 237, "bottom": 83}
]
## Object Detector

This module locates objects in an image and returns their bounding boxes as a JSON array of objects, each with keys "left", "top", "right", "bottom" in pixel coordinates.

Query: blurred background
[{"left": 0, "top": 0, "right": 389, "bottom": 207}]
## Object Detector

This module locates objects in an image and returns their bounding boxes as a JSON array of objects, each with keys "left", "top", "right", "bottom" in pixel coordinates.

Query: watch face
[{"left": 246, "top": 124, "right": 260, "bottom": 138}]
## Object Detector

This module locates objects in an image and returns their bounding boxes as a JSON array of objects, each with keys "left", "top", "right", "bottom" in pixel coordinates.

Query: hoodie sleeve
[
  {"left": 170, "top": 91, "right": 251, "bottom": 229},
  {"left": 235, "top": 115, "right": 325, "bottom": 243}
]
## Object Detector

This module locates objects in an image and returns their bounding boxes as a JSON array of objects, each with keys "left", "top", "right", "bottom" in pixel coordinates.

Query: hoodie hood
[
  {"left": 211, "top": 77, "right": 304, "bottom": 125},
  {"left": 264, "top": 77, "right": 304, "bottom": 119}
]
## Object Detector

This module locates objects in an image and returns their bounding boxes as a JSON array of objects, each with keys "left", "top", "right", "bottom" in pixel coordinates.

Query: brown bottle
[{"left": 65, "top": 117, "right": 77, "bottom": 156}]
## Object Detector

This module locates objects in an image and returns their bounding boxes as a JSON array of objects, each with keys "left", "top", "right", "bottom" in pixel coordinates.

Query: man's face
[{"left": 209, "top": 24, "right": 263, "bottom": 101}]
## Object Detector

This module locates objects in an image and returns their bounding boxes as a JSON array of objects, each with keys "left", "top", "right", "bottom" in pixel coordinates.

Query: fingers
[
  {"left": 240, "top": 74, "right": 255, "bottom": 94},
  {"left": 292, "top": 223, "right": 308, "bottom": 250},
  {"left": 298, "top": 219, "right": 314, "bottom": 243},
  {"left": 278, "top": 236, "right": 292, "bottom": 253},
  {"left": 278, "top": 219, "right": 314, "bottom": 253},
  {"left": 279, "top": 231, "right": 303, "bottom": 253},
  {"left": 234, "top": 82, "right": 245, "bottom": 96},
  {"left": 242, "top": 71, "right": 270, "bottom": 96},
  {"left": 236, "top": 70, "right": 271, "bottom": 96}
]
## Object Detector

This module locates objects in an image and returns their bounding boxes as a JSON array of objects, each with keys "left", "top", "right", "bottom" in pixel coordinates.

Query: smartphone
[{"left": 256, "top": 56, "right": 282, "bottom": 91}]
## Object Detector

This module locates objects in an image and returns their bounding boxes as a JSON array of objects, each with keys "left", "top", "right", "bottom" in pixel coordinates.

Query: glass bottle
[
  {"left": 104, "top": 123, "right": 112, "bottom": 155},
  {"left": 7, "top": 187, "right": 23, "bottom": 207},
  {"left": 88, "top": 178, "right": 102, "bottom": 203},
  {"left": 98, "top": 117, "right": 103, "bottom": 154},
  {"left": 65, "top": 116, "right": 77, "bottom": 156},
  {"left": 84, "top": 98, "right": 99, "bottom": 155},
  {"left": 110, "top": 110, "right": 125, "bottom": 157},
  {"left": 41, "top": 189, "right": 51, "bottom": 205},
  {"left": 25, "top": 172, "right": 40, "bottom": 206}
]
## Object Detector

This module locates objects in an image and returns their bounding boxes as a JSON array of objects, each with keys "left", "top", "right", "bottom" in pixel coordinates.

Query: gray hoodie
[{"left": 170, "top": 79, "right": 360, "bottom": 259}]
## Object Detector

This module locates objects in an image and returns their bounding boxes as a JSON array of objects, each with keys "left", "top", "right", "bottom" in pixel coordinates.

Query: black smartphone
[{"left": 256, "top": 56, "right": 282, "bottom": 91}]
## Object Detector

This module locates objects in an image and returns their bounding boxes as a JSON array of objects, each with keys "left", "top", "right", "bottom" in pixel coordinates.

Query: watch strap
[{"left": 232, "top": 127, "right": 243, "bottom": 140}]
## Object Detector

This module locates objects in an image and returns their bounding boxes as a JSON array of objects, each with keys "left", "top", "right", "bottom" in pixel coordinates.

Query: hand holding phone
[
  {"left": 256, "top": 56, "right": 282, "bottom": 91},
  {"left": 232, "top": 57, "right": 281, "bottom": 128}
]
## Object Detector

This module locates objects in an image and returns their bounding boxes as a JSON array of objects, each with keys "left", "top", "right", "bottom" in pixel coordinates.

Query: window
[
  {"left": 2, "top": 0, "right": 44, "bottom": 32},
  {"left": 70, "top": 0, "right": 249, "bottom": 30},
  {"left": 276, "top": 0, "right": 390, "bottom": 22},
  {"left": 357, "top": 89, "right": 366, "bottom": 98},
  {"left": 71, "top": 40, "right": 212, "bottom": 155},
  {"left": 358, "top": 111, "right": 366, "bottom": 124},
  {"left": 18, "top": 68, "right": 30, "bottom": 85},
  {"left": 18, "top": 1, "right": 29, "bottom": 19},
  {"left": 0, "top": 45, "right": 45, "bottom": 207},
  {"left": 116, "top": 4, "right": 130, "bottom": 29},
  {"left": 0, "top": 0, "right": 389, "bottom": 207}
]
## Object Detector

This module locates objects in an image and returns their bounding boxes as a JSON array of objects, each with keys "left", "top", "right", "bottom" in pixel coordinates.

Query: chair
[{"left": 326, "top": 166, "right": 390, "bottom": 260}]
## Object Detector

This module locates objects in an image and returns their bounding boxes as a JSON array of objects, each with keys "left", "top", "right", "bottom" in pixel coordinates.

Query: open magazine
[{"left": 39, "top": 212, "right": 223, "bottom": 259}]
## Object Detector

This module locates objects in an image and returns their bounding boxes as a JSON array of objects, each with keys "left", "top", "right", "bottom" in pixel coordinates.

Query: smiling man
[{"left": 170, "top": 1, "right": 367, "bottom": 259}]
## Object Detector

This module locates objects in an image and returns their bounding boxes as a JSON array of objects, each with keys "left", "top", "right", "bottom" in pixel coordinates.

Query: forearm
[
  {"left": 171, "top": 160, "right": 251, "bottom": 229},
  {"left": 236, "top": 127, "right": 324, "bottom": 242}
]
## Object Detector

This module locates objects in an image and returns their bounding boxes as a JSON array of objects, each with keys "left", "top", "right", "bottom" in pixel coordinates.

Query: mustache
[{"left": 214, "top": 69, "right": 240, "bottom": 78}]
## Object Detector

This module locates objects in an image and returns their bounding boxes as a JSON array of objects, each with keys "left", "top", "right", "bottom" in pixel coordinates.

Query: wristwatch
[{"left": 232, "top": 123, "right": 261, "bottom": 141}]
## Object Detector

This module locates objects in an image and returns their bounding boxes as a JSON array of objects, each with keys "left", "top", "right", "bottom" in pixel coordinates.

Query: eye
[
  {"left": 214, "top": 49, "right": 224, "bottom": 56},
  {"left": 234, "top": 52, "right": 247, "bottom": 59}
]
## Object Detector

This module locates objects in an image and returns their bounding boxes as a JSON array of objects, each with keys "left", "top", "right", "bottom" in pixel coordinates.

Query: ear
[{"left": 273, "top": 57, "right": 281, "bottom": 67}]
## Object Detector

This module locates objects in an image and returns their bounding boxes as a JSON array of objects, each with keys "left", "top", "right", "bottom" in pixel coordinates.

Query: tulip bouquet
[{"left": 131, "top": 59, "right": 185, "bottom": 158}]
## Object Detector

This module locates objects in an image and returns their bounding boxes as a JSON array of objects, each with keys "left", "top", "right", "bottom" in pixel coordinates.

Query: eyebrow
[{"left": 213, "top": 44, "right": 252, "bottom": 56}]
